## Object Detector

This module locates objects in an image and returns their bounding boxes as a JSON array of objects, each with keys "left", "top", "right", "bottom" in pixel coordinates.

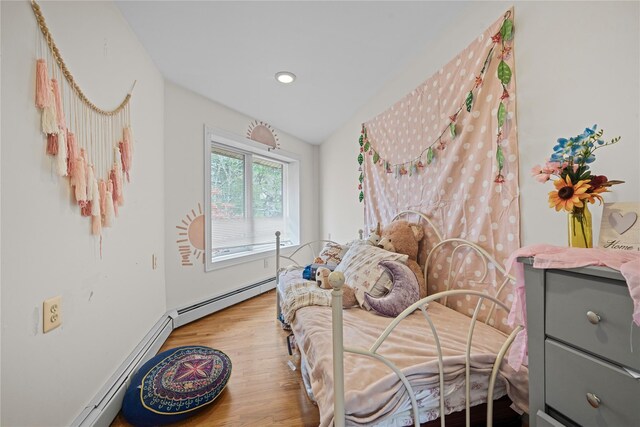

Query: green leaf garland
[
  {"left": 465, "top": 91, "right": 474, "bottom": 112},
  {"left": 449, "top": 122, "right": 456, "bottom": 139},
  {"left": 500, "top": 19, "right": 514, "bottom": 41},
  {"left": 357, "top": 153, "right": 363, "bottom": 165},
  {"left": 497, "top": 102, "right": 506, "bottom": 128},
  {"left": 359, "top": 191, "right": 364, "bottom": 203},
  {"left": 426, "top": 147, "right": 434, "bottom": 165},
  {"left": 496, "top": 145, "right": 505, "bottom": 170},
  {"left": 373, "top": 151, "right": 379, "bottom": 164},
  {"left": 497, "top": 60, "right": 512, "bottom": 85},
  {"left": 364, "top": 141, "right": 370, "bottom": 152}
]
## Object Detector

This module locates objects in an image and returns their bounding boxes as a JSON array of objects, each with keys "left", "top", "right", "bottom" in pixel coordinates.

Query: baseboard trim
[
  {"left": 174, "top": 277, "right": 276, "bottom": 328},
  {"left": 71, "top": 278, "right": 276, "bottom": 426}
]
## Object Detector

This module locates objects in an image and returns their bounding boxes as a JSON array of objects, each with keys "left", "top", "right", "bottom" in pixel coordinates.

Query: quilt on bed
[
  {"left": 278, "top": 266, "right": 334, "bottom": 324},
  {"left": 291, "top": 303, "right": 529, "bottom": 426}
]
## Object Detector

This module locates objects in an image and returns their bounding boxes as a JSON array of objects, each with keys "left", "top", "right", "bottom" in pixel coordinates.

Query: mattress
[{"left": 291, "top": 303, "right": 528, "bottom": 426}]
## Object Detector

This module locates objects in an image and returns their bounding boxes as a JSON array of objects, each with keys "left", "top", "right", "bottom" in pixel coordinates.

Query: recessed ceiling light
[{"left": 275, "top": 71, "right": 296, "bottom": 84}]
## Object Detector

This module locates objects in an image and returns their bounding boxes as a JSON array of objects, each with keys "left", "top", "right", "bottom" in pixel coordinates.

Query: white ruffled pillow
[{"left": 334, "top": 244, "right": 408, "bottom": 308}]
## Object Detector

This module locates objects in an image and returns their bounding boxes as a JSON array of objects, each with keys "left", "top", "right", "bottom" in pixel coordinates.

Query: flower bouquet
[{"left": 532, "top": 125, "right": 623, "bottom": 248}]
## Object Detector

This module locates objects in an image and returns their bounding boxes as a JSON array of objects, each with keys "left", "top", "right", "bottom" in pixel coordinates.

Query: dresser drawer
[
  {"left": 536, "top": 410, "right": 566, "bottom": 427},
  {"left": 545, "top": 340, "right": 640, "bottom": 427},
  {"left": 545, "top": 270, "right": 640, "bottom": 371}
]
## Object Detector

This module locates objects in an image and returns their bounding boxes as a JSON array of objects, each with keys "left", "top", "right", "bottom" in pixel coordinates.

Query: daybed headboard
[{"left": 392, "top": 210, "right": 515, "bottom": 333}]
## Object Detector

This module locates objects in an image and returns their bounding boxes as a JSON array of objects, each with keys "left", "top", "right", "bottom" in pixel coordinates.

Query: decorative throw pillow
[
  {"left": 314, "top": 242, "right": 348, "bottom": 266},
  {"left": 364, "top": 260, "right": 420, "bottom": 317},
  {"left": 334, "top": 244, "right": 408, "bottom": 308},
  {"left": 122, "top": 346, "right": 232, "bottom": 426}
]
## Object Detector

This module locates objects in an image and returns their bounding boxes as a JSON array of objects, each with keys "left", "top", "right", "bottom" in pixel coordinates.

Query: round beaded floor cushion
[{"left": 122, "top": 346, "right": 232, "bottom": 426}]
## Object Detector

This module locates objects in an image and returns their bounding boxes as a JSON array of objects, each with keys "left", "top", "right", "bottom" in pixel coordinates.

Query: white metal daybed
[{"left": 275, "top": 210, "right": 528, "bottom": 427}]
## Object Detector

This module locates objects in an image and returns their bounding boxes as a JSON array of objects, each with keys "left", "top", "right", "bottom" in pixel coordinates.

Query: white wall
[
  {"left": 320, "top": 1, "right": 640, "bottom": 247},
  {"left": 164, "top": 82, "right": 319, "bottom": 309},
  {"left": 0, "top": 2, "right": 166, "bottom": 426}
]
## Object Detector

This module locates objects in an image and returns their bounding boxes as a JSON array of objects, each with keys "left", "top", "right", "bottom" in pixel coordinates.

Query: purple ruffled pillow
[{"left": 364, "top": 260, "right": 420, "bottom": 317}]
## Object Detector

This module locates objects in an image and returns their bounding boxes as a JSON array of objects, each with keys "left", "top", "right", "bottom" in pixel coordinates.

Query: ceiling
[{"left": 116, "top": 1, "right": 470, "bottom": 144}]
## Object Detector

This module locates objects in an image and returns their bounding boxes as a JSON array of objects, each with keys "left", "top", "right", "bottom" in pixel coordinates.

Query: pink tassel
[
  {"left": 117, "top": 168, "right": 124, "bottom": 206},
  {"left": 114, "top": 146, "right": 123, "bottom": 179},
  {"left": 67, "top": 131, "right": 78, "bottom": 177},
  {"left": 104, "top": 180, "right": 115, "bottom": 227},
  {"left": 41, "top": 85, "right": 58, "bottom": 134},
  {"left": 119, "top": 141, "right": 131, "bottom": 182},
  {"left": 80, "top": 201, "right": 92, "bottom": 217},
  {"left": 86, "top": 165, "right": 95, "bottom": 202},
  {"left": 91, "top": 178, "right": 100, "bottom": 216},
  {"left": 98, "top": 179, "right": 107, "bottom": 222},
  {"left": 51, "top": 79, "right": 66, "bottom": 129},
  {"left": 91, "top": 178, "right": 101, "bottom": 235},
  {"left": 56, "top": 130, "right": 67, "bottom": 176},
  {"left": 46, "top": 134, "right": 58, "bottom": 156},
  {"left": 73, "top": 149, "right": 87, "bottom": 203},
  {"left": 35, "top": 59, "right": 50, "bottom": 108},
  {"left": 110, "top": 168, "right": 120, "bottom": 216},
  {"left": 92, "top": 214, "right": 102, "bottom": 236}
]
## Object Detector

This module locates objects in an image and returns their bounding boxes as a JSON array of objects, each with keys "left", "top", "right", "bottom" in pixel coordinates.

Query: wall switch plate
[{"left": 43, "top": 296, "right": 62, "bottom": 333}]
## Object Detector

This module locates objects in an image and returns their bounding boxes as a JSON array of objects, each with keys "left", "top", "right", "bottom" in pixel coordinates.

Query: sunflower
[{"left": 548, "top": 176, "right": 590, "bottom": 212}]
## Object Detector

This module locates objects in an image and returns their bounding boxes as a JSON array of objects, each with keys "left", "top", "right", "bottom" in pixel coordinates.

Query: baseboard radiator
[
  {"left": 174, "top": 277, "right": 276, "bottom": 328},
  {"left": 71, "top": 277, "right": 276, "bottom": 427}
]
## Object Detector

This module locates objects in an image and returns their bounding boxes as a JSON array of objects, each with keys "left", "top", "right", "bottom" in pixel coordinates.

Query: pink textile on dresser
[
  {"left": 505, "top": 245, "right": 640, "bottom": 370},
  {"left": 363, "top": 10, "right": 519, "bottom": 333}
]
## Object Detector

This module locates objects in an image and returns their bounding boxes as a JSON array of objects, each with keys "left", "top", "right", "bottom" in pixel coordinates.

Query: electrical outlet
[{"left": 43, "top": 296, "right": 62, "bottom": 333}]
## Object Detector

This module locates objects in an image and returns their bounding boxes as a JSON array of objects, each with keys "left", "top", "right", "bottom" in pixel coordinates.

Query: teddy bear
[
  {"left": 377, "top": 220, "right": 426, "bottom": 298},
  {"left": 316, "top": 267, "right": 358, "bottom": 308}
]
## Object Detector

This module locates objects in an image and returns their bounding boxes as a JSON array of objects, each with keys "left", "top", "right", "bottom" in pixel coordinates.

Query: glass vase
[{"left": 567, "top": 204, "right": 592, "bottom": 248}]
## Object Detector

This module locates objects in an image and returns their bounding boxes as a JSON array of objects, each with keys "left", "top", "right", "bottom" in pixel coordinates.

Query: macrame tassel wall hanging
[{"left": 31, "top": 0, "right": 136, "bottom": 249}]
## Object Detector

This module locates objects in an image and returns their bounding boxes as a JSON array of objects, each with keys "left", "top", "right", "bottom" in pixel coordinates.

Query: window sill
[{"left": 205, "top": 243, "right": 298, "bottom": 272}]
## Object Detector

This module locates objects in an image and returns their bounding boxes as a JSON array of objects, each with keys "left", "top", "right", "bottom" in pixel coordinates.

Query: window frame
[{"left": 204, "top": 126, "right": 300, "bottom": 272}]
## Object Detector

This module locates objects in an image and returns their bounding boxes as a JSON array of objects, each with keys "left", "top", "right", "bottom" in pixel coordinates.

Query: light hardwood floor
[{"left": 111, "top": 290, "right": 320, "bottom": 427}]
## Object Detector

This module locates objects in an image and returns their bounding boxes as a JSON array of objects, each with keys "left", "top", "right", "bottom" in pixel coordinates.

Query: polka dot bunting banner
[{"left": 361, "top": 9, "right": 520, "bottom": 333}]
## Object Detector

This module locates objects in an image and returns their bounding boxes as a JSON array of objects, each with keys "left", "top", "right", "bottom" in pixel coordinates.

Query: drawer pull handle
[
  {"left": 586, "top": 393, "right": 601, "bottom": 408},
  {"left": 586, "top": 311, "right": 601, "bottom": 324}
]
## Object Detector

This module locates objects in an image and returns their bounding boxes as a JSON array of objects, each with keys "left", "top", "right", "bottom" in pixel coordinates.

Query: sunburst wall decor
[
  {"left": 176, "top": 203, "right": 205, "bottom": 266},
  {"left": 246, "top": 120, "right": 280, "bottom": 150}
]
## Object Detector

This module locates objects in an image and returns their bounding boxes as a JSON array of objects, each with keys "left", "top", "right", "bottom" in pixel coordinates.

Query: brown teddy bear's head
[{"left": 377, "top": 220, "right": 424, "bottom": 261}]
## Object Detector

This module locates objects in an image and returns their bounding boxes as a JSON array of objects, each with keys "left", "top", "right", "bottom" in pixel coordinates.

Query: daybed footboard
[{"left": 329, "top": 272, "right": 522, "bottom": 427}]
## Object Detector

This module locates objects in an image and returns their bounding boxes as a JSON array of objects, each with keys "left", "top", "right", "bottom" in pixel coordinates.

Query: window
[{"left": 204, "top": 127, "right": 300, "bottom": 270}]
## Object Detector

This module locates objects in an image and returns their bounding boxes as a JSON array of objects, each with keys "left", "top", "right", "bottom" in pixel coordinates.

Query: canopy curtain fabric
[{"left": 363, "top": 10, "right": 519, "bottom": 332}]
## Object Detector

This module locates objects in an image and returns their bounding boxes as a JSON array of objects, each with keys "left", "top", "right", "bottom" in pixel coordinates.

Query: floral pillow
[
  {"left": 334, "top": 244, "right": 408, "bottom": 309},
  {"left": 314, "top": 242, "right": 348, "bottom": 266}
]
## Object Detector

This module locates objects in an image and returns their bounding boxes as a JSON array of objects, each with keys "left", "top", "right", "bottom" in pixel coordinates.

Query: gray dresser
[{"left": 522, "top": 257, "right": 640, "bottom": 427}]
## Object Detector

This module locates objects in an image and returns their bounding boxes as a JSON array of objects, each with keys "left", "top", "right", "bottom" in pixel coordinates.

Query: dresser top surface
[{"left": 517, "top": 256, "right": 625, "bottom": 281}]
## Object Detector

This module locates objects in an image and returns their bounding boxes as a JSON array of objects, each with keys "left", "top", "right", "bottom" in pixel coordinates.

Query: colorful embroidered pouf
[{"left": 122, "top": 346, "right": 231, "bottom": 426}]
